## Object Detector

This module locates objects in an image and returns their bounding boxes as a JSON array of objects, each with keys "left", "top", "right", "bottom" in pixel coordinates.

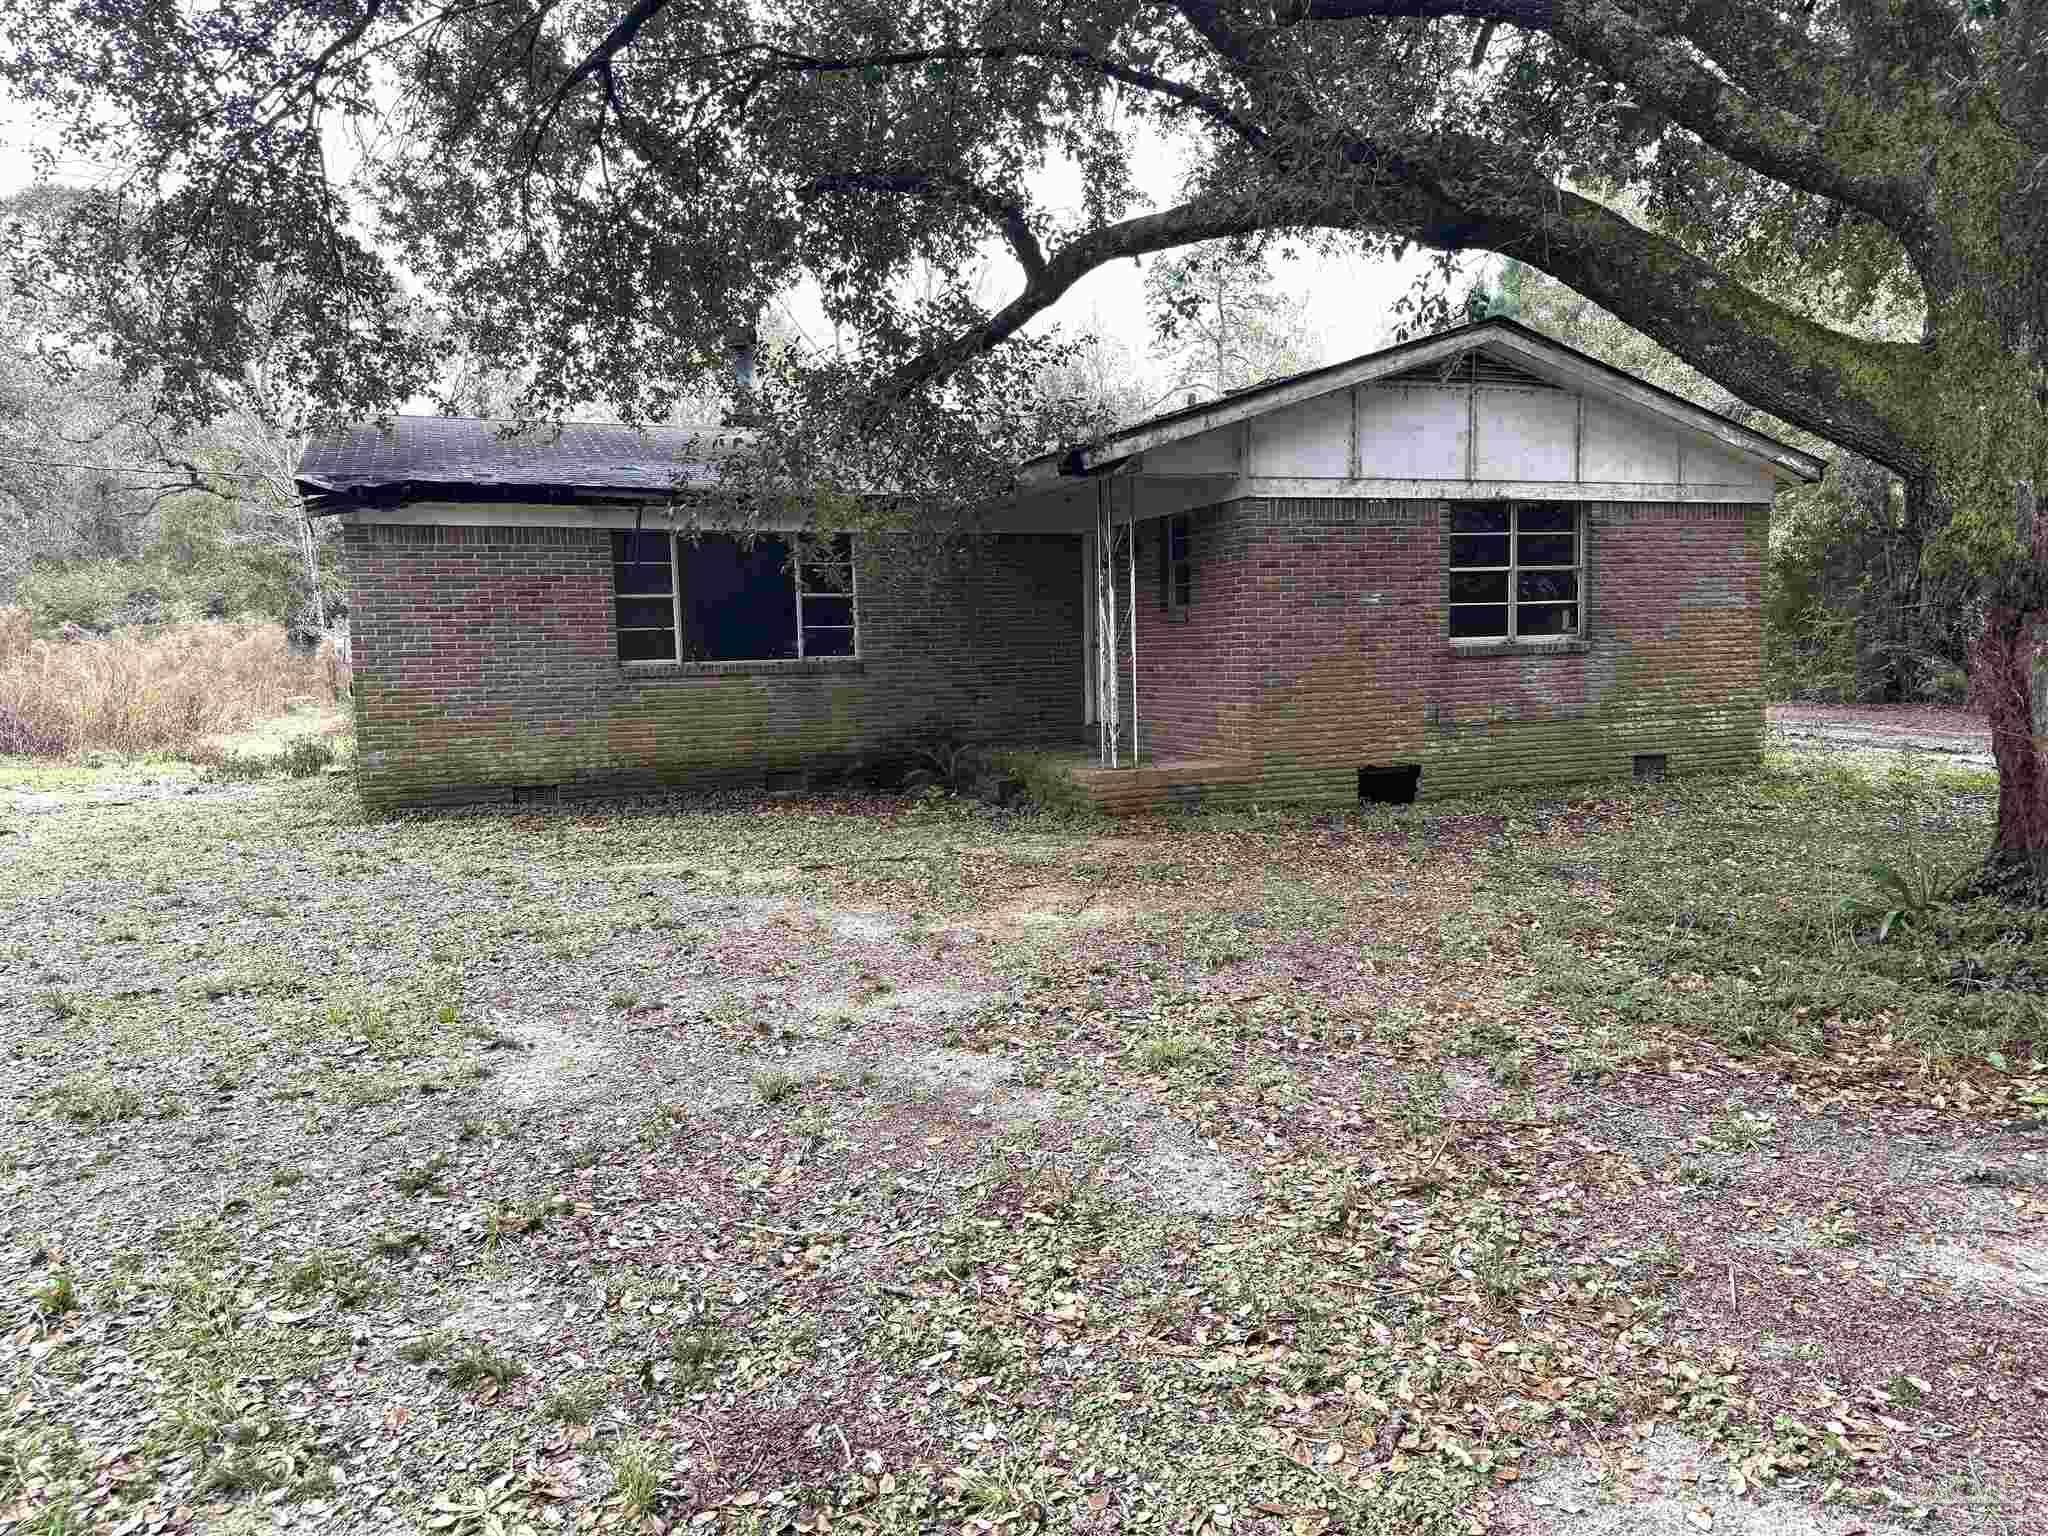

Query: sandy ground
[{"left": 1768, "top": 703, "right": 1994, "bottom": 766}]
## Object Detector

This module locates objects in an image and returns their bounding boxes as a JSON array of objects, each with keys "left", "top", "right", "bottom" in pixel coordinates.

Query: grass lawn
[{"left": 0, "top": 748, "right": 2042, "bottom": 1536}]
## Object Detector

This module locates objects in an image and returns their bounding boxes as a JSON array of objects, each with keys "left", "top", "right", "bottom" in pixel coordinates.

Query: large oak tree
[{"left": 3, "top": 1, "right": 2044, "bottom": 869}]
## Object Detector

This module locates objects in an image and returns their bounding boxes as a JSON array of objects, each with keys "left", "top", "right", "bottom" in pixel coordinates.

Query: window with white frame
[
  {"left": 1447, "top": 503, "right": 1581, "bottom": 639},
  {"left": 610, "top": 531, "right": 857, "bottom": 663}
]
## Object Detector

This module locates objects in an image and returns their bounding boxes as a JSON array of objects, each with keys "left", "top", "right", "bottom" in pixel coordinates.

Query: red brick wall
[
  {"left": 340, "top": 522, "right": 1085, "bottom": 807},
  {"left": 1120, "top": 497, "right": 1767, "bottom": 804}
]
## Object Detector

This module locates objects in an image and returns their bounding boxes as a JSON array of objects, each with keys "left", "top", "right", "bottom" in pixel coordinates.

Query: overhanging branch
[{"left": 797, "top": 170, "right": 1047, "bottom": 281}]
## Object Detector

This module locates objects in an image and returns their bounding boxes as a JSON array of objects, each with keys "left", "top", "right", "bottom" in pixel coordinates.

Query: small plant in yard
[
  {"left": 398, "top": 1332, "right": 450, "bottom": 1364},
  {"left": 668, "top": 1324, "right": 734, "bottom": 1386},
  {"left": 961, "top": 1333, "right": 1007, "bottom": 1377},
  {"left": 1838, "top": 755, "right": 1957, "bottom": 942},
  {"left": 542, "top": 1381, "right": 599, "bottom": 1425},
  {"left": 393, "top": 1153, "right": 450, "bottom": 1196},
  {"left": 611, "top": 1438, "right": 662, "bottom": 1519},
  {"left": 46, "top": 1073, "right": 142, "bottom": 1126},
  {"left": 1395, "top": 1069, "right": 1447, "bottom": 1137},
  {"left": 1134, "top": 1031, "right": 1219, "bottom": 1076},
  {"left": 1675, "top": 1159, "right": 1732, "bottom": 1189},
  {"left": 38, "top": 989, "right": 79, "bottom": 1021},
  {"left": 370, "top": 1228, "right": 428, "bottom": 1259},
  {"left": 1706, "top": 1099, "right": 1778, "bottom": 1153},
  {"left": 445, "top": 1342, "right": 524, "bottom": 1391},
  {"left": 1813, "top": 1208, "right": 1864, "bottom": 1247},
  {"left": 486, "top": 1196, "right": 561, "bottom": 1241},
  {"left": 32, "top": 1271, "right": 79, "bottom": 1318},
  {"left": 1487, "top": 1047, "right": 1530, "bottom": 1087},
  {"left": 608, "top": 988, "right": 640, "bottom": 1011},
  {"left": 753, "top": 1067, "right": 802, "bottom": 1105}
]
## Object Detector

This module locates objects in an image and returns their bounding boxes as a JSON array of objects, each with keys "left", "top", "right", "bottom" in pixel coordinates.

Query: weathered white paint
[
  {"left": 1580, "top": 397, "right": 1680, "bottom": 483},
  {"left": 1247, "top": 389, "right": 1355, "bottom": 477},
  {"left": 331, "top": 499, "right": 752, "bottom": 531},
  {"left": 1683, "top": 439, "right": 1773, "bottom": 492},
  {"left": 1013, "top": 322, "right": 1827, "bottom": 487},
  {"left": 1473, "top": 387, "right": 1579, "bottom": 481},
  {"left": 1143, "top": 423, "right": 1240, "bottom": 476},
  {"left": 1197, "top": 476, "right": 1767, "bottom": 503},
  {"left": 1355, "top": 386, "right": 1470, "bottom": 479}
]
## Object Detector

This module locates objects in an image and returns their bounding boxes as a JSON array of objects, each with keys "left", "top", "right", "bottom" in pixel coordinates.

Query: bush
[{"left": 0, "top": 610, "right": 348, "bottom": 759}]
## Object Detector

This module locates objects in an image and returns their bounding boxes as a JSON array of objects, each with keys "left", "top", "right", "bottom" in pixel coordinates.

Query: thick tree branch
[
  {"left": 893, "top": 142, "right": 1923, "bottom": 474},
  {"left": 526, "top": 0, "right": 671, "bottom": 155},
  {"left": 797, "top": 170, "right": 1047, "bottom": 281},
  {"left": 1301, "top": 0, "right": 1926, "bottom": 233},
  {"left": 883, "top": 195, "right": 1279, "bottom": 397}
]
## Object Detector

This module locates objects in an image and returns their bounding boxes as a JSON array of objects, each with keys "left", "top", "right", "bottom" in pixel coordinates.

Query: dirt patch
[
  {"left": 1117, "top": 1135, "right": 1250, "bottom": 1217},
  {"left": 1495, "top": 1429, "right": 1916, "bottom": 1536},
  {"left": 1920, "top": 1231, "right": 2048, "bottom": 1299},
  {"left": 488, "top": 1017, "right": 615, "bottom": 1108},
  {"left": 946, "top": 886, "right": 1145, "bottom": 941}
]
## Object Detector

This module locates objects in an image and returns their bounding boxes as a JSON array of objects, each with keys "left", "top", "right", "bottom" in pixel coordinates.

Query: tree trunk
[
  {"left": 1970, "top": 483, "right": 2048, "bottom": 895},
  {"left": 301, "top": 517, "right": 327, "bottom": 632},
  {"left": 1976, "top": 607, "right": 2048, "bottom": 871}
]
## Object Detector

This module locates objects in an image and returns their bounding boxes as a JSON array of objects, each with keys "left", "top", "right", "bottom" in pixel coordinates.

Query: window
[
  {"left": 610, "top": 531, "right": 857, "bottom": 662},
  {"left": 1447, "top": 502, "right": 1581, "bottom": 640},
  {"left": 1161, "top": 513, "right": 1192, "bottom": 619}
]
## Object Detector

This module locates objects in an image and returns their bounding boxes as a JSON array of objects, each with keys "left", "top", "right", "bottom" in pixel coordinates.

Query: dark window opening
[
  {"left": 1359, "top": 764, "right": 1421, "bottom": 804},
  {"left": 612, "top": 530, "right": 677, "bottom": 662},
  {"left": 1448, "top": 502, "right": 1581, "bottom": 640},
  {"left": 1633, "top": 752, "right": 1668, "bottom": 782},
  {"left": 680, "top": 534, "right": 797, "bottom": 661},
  {"left": 612, "top": 531, "right": 857, "bottom": 662},
  {"left": 1161, "top": 513, "right": 1192, "bottom": 619}
]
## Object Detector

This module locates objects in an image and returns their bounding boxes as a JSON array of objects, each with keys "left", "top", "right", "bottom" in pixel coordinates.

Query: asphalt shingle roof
[{"left": 296, "top": 415, "right": 745, "bottom": 505}]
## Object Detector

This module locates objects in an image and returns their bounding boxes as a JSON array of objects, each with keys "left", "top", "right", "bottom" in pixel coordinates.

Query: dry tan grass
[{"left": 0, "top": 608, "right": 349, "bottom": 758}]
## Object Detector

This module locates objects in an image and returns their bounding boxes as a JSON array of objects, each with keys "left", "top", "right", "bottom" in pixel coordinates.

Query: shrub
[{"left": 0, "top": 611, "right": 347, "bottom": 759}]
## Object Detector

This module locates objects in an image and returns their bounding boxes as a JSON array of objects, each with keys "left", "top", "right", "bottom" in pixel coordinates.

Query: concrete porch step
[{"left": 1066, "top": 757, "right": 1260, "bottom": 814}]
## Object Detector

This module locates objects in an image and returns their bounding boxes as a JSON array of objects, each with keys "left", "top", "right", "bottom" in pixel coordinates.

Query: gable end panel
[
  {"left": 1580, "top": 397, "right": 1679, "bottom": 483},
  {"left": 1356, "top": 386, "right": 1469, "bottom": 478},
  {"left": 1247, "top": 391, "right": 1354, "bottom": 477},
  {"left": 1472, "top": 387, "right": 1578, "bottom": 481}
]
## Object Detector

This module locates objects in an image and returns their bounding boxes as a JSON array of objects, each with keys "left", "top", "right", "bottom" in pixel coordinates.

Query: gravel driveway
[{"left": 1768, "top": 703, "right": 1994, "bottom": 767}]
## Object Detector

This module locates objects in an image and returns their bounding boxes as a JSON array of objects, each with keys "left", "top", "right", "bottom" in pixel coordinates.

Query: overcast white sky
[{"left": 0, "top": 89, "right": 1429, "bottom": 409}]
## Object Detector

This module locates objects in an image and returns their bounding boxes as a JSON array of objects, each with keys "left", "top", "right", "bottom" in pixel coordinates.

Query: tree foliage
[{"left": 1144, "top": 240, "right": 1321, "bottom": 403}]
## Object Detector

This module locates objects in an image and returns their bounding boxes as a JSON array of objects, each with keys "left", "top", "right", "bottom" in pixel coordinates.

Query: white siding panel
[
  {"left": 1580, "top": 398, "right": 1679, "bottom": 483},
  {"left": 1144, "top": 424, "right": 1239, "bottom": 476},
  {"left": 1684, "top": 439, "right": 1774, "bottom": 492},
  {"left": 1356, "top": 386, "right": 1468, "bottom": 479},
  {"left": 1247, "top": 390, "right": 1354, "bottom": 477},
  {"left": 1473, "top": 387, "right": 1578, "bottom": 481}
]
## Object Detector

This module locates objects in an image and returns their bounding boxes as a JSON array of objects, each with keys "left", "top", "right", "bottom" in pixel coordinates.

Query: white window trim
[
  {"left": 794, "top": 538, "right": 859, "bottom": 661},
  {"left": 1447, "top": 502, "right": 1584, "bottom": 643},
  {"left": 618, "top": 531, "right": 860, "bottom": 664}
]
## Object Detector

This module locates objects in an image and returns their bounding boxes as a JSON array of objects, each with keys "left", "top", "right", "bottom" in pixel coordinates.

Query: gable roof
[
  {"left": 296, "top": 415, "right": 745, "bottom": 509},
  {"left": 1016, "top": 316, "right": 1826, "bottom": 487}
]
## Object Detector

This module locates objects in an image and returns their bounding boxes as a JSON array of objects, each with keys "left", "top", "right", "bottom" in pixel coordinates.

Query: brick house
[{"left": 299, "top": 318, "right": 1823, "bottom": 812}]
